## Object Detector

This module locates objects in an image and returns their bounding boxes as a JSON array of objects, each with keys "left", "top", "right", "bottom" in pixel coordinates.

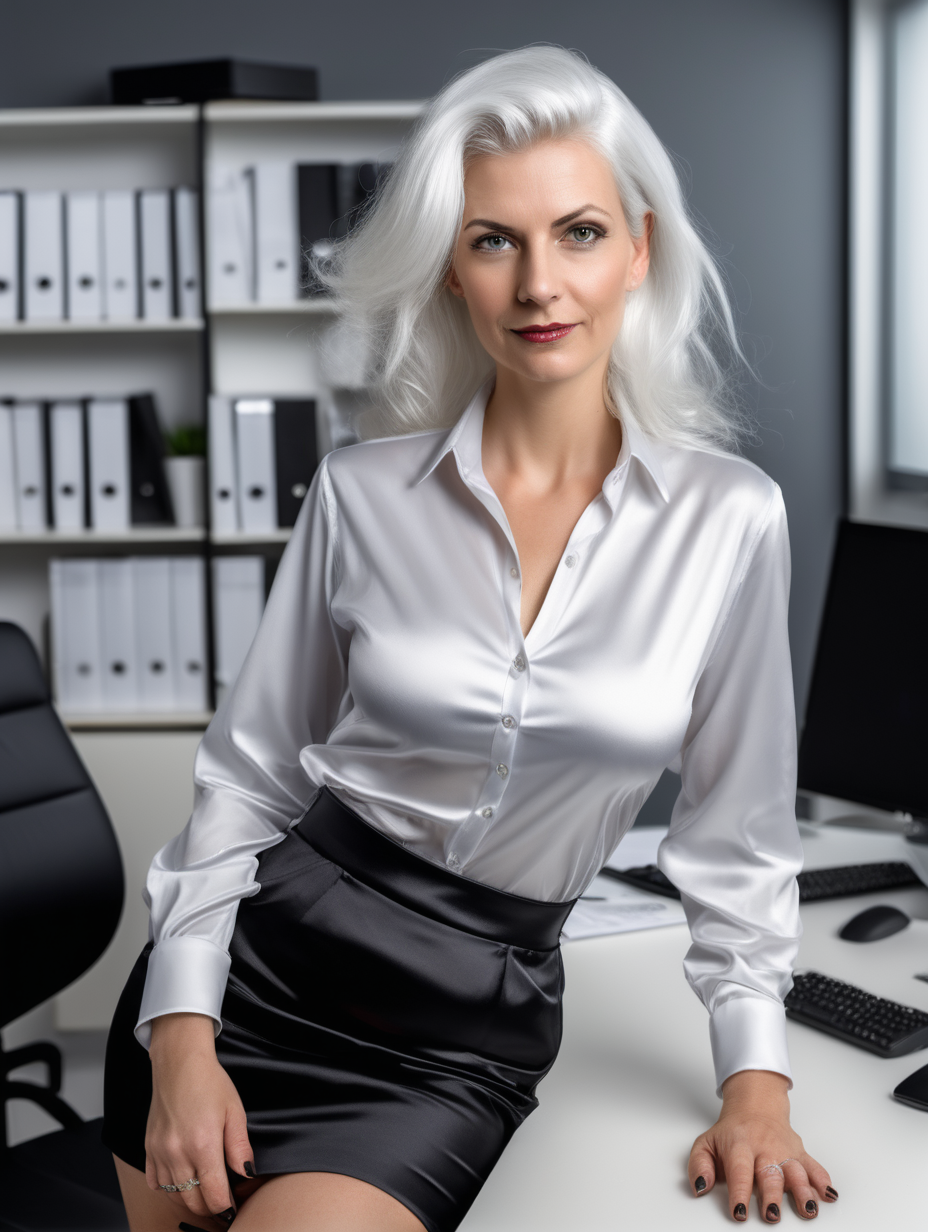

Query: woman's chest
[{"left": 329, "top": 487, "right": 742, "bottom": 762}]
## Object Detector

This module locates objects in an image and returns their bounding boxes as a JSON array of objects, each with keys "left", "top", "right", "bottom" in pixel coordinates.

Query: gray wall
[{"left": 1, "top": 0, "right": 847, "bottom": 814}]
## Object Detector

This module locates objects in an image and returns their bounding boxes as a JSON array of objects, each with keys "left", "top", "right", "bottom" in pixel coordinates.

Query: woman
[{"left": 103, "top": 46, "right": 836, "bottom": 1231}]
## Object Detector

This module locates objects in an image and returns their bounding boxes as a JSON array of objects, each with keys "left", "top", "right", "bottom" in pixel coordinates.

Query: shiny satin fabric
[
  {"left": 137, "top": 379, "right": 803, "bottom": 1091},
  {"left": 103, "top": 790, "right": 572, "bottom": 1232}
]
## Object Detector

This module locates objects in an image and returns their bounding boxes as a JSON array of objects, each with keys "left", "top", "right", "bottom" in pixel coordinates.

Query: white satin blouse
[{"left": 137, "top": 381, "right": 803, "bottom": 1094}]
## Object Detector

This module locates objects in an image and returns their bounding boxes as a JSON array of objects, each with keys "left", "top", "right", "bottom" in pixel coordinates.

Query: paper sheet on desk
[{"left": 561, "top": 826, "right": 687, "bottom": 941}]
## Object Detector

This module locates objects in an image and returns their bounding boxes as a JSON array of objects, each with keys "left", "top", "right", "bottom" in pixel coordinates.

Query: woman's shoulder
[
  {"left": 322, "top": 427, "right": 449, "bottom": 492},
  {"left": 653, "top": 437, "right": 783, "bottom": 522}
]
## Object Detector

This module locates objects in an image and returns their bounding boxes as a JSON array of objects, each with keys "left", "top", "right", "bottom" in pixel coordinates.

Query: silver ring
[
  {"left": 159, "top": 1178, "right": 200, "bottom": 1193},
  {"left": 778, "top": 1158, "right": 799, "bottom": 1169},
  {"left": 760, "top": 1163, "right": 784, "bottom": 1181}
]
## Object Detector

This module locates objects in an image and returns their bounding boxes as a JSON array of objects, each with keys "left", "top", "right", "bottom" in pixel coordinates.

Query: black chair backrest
[{"left": 0, "top": 622, "right": 124, "bottom": 1028}]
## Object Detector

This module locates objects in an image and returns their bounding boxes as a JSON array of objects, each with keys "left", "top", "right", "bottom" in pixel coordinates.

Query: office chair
[{"left": 0, "top": 621, "right": 128, "bottom": 1230}]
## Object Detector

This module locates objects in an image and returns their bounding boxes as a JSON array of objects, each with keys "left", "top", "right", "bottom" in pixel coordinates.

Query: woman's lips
[{"left": 511, "top": 323, "right": 578, "bottom": 343}]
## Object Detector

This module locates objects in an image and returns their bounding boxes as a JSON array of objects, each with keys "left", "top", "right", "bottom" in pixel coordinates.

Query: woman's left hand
[{"left": 688, "top": 1069, "right": 838, "bottom": 1223}]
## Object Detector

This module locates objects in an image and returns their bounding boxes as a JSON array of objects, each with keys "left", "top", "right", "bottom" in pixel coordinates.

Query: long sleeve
[
  {"left": 657, "top": 483, "right": 803, "bottom": 1095},
  {"left": 135, "top": 460, "right": 349, "bottom": 1047}
]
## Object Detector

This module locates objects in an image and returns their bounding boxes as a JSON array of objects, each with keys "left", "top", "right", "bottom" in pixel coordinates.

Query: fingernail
[
  {"left": 178, "top": 1224, "right": 212, "bottom": 1232},
  {"left": 734, "top": 1203, "right": 747, "bottom": 1221},
  {"left": 695, "top": 1176, "right": 707, "bottom": 1193},
  {"left": 825, "top": 1186, "right": 838, "bottom": 1200},
  {"left": 243, "top": 1160, "right": 256, "bottom": 1178},
  {"left": 766, "top": 1203, "right": 780, "bottom": 1222},
  {"left": 805, "top": 1199, "right": 818, "bottom": 1216},
  {"left": 217, "top": 1209, "right": 236, "bottom": 1225}
]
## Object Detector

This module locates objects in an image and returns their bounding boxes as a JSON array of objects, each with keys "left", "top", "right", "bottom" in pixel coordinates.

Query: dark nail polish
[
  {"left": 217, "top": 1209, "right": 236, "bottom": 1225},
  {"left": 805, "top": 1199, "right": 818, "bottom": 1216},
  {"left": 825, "top": 1186, "right": 838, "bottom": 1200},
  {"left": 243, "top": 1160, "right": 256, "bottom": 1178},
  {"left": 766, "top": 1203, "right": 780, "bottom": 1222},
  {"left": 695, "top": 1176, "right": 707, "bottom": 1193},
  {"left": 178, "top": 1224, "right": 212, "bottom": 1232},
  {"left": 734, "top": 1203, "right": 747, "bottom": 1221}
]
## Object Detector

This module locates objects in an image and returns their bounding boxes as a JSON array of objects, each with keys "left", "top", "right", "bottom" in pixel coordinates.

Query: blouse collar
[{"left": 415, "top": 378, "right": 671, "bottom": 505}]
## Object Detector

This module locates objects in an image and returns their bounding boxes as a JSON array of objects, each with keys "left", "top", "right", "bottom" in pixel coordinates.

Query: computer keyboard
[
  {"left": 785, "top": 971, "right": 928, "bottom": 1057},
  {"left": 601, "top": 860, "right": 922, "bottom": 902}
]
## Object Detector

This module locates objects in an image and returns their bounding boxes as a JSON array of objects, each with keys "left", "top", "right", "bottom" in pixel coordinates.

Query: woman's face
[{"left": 447, "top": 138, "right": 651, "bottom": 391}]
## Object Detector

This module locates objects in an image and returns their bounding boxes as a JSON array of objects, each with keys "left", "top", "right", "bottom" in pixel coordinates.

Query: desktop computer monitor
[{"left": 798, "top": 518, "right": 928, "bottom": 821}]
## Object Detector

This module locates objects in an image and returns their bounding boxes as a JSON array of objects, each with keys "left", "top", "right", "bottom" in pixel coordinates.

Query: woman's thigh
[{"left": 114, "top": 1156, "right": 427, "bottom": 1232}]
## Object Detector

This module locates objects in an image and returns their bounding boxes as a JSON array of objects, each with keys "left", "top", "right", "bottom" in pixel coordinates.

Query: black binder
[
  {"left": 128, "top": 394, "right": 175, "bottom": 525},
  {"left": 273, "top": 400, "right": 317, "bottom": 527},
  {"left": 297, "top": 165, "right": 339, "bottom": 296}
]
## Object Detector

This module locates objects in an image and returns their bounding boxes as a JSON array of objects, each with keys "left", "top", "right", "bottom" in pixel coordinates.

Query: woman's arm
[
  {"left": 136, "top": 459, "right": 350, "bottom": 1047},
  {"left": 658, "top": 482, "right": 836, "bottom": 1220}
]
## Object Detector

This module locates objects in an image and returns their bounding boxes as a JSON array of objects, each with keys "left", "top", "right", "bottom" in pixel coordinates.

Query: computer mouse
[{"left": 839, "top": 904, "right": 910, "bottom": 943}]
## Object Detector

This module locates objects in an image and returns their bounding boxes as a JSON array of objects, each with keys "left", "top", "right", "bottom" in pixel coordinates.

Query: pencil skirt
[{"left": 102, "top": 788, "right": 576, "bottom": 1232}]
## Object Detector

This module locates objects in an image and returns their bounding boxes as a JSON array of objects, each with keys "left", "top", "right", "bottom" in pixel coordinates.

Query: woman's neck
[{"left": 482, "top": 362, "right": 622, "bottom": 491}]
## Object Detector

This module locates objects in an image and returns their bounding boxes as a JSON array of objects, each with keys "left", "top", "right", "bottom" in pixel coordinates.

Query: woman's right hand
[{"left": 146, "top": 1012, "right": 255, "bottom": 1227}]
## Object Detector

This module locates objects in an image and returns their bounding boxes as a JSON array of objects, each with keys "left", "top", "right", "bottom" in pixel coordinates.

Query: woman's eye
[
  {"left": 475, "top": 234, "right": 513, "bottom": 251},
  {"left": 568, "top": 225, "right": 600, "bottom": 243}
]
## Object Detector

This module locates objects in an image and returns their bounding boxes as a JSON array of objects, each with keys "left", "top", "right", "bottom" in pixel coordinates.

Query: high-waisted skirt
[{"left": 102, "top": 788, "right": 576, "bottom": 1231}]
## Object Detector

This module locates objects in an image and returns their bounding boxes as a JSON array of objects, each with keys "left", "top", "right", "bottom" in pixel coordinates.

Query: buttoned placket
[{"left": 442, "top": 452, "right": 630, "bottom": 873}]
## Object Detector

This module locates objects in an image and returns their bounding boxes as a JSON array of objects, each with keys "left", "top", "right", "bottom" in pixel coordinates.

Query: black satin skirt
[{"left": 102, "top": 788, "right": 575, "bottom": 1232}]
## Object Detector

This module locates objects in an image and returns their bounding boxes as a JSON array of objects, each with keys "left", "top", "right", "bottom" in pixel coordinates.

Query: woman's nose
[{"left": 517, "top": 246, "right": 560, "bottom": 306}]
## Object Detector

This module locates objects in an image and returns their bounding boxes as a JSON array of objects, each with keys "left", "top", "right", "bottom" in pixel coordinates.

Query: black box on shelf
[{"left": 110, "top": 59, "right": 319, "bottom": 106}]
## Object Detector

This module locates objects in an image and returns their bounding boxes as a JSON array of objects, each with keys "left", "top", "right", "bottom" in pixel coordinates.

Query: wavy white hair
[{"left": 319, "top": 45, "right": 746, "bottom": 450}]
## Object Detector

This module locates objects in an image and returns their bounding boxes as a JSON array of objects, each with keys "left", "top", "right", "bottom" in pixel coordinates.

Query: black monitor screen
[{"left": 798, "top": 519, "right": 928, "bottom": 818}]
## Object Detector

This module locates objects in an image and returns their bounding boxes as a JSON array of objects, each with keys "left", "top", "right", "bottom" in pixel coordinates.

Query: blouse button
[
  {"left": 501, "top": 715, "right": 515, "bottom": 729},
  {"left": 481, "top": 807, "right": 494, "bottom": 819},
  {"left": 510, "top": 567, "right": 519, "bottom": 578},
  {"left": 496, "top": 764, "right": 509, "bottom": 778},
  {"left": 512, "top": 654, "right": 526, "bottom": 673},
  {"left": 564, "top": 554, "right": 577, "bottom": 568}
]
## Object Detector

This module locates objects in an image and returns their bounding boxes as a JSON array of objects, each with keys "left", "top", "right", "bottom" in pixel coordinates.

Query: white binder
[
  {"left": 65, "top": 191, "right": 103, "bottom": 321},
  {"left": 138, "top": 189, "right": 173, "bottom": 321},
  {"left": 212, "top": 555, "right": 265, "bottom": 700},
  {"left": 132, "top": 556, "right": 176, "bottom": 711},
  {"left": 170, "top": 556, "right": 209, "bottom": 712},
  {"left": 207, "top": 394, "right": 239, "bottom": 533},
  {"left": 48, "top": 400, "right": 86, "bottom": 530},
  {"left": 87, "top": 398, "right": 130, "bottom": 531},
  {"left": 24, "top": 191, "right": 64, "bottom": 320},
  {"left": 253, "top": 162, "right": 298, "bottom": 304},
  {"left": 101, "top": 190, "right": 138, "bottom": 321},
  {"left": 98, "top": 558, "right": 139, "bottom": 711},
  {"left": 50, "top": 558, "right": 104, "bottom": 713},
  {"left": 0, "top": 192, "right": 19, "bottom": 322},
  {"left": 0, "top": 403, "right": 17, "bottom": 530},
  {"left": 207, "top": 168, "right": 254, "bottom": 307},
  {"left": 173, "top": 187, "right": 201, "bottom": 319},
  {"left": 11, "top": 402, "right": 47, "bottom": 530},
  {"left": 234, "top": 398, "right": 277, "bottom": 533}
]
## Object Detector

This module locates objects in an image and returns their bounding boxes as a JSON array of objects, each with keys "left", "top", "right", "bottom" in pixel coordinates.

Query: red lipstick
[{"left": 512, "top": 322, "right": 577, "bottom": 343}]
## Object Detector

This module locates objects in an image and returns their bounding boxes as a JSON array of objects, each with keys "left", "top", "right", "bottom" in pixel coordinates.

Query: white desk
[{"left": 462, "top": 825, "right": 928, "bottom": 1230}]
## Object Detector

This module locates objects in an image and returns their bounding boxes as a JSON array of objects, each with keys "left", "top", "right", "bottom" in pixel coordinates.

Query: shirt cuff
[
  {"left": 134, "top": 935, "right": 232, "bottom": 1050},
  {"left": 708, "top": 994, "right": 793, "bottom": 1097}
]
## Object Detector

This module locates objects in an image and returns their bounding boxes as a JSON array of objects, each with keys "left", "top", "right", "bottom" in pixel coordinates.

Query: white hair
[{"left": 319, "top": 45, "right": 747, "bottom": 451}]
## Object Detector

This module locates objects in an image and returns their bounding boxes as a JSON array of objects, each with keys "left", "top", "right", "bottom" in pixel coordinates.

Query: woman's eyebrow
[{"left": 463, "top": 204, "right": 613, "bottom": 233}]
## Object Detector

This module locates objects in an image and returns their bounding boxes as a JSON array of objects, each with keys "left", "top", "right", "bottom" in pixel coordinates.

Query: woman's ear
[
  {"left": 446, "top": 265, "right": 465, "bottom": 299},
  {"left": 628, "top": 212, "right": 654, "bottom": 290}
]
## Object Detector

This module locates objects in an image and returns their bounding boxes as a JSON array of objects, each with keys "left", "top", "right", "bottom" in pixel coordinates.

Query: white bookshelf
[
  {"left": 0, "top": 527, "right": 206, "bottom": 545},
  {"left": 212, "top": 528, "right": 293, "bottom": 546},
  {"left": 0, "top": 318, "right": 204, "bottom": 334},
  {"left": 0, "top": 99, "right": 421, "bottom": 1031}
]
